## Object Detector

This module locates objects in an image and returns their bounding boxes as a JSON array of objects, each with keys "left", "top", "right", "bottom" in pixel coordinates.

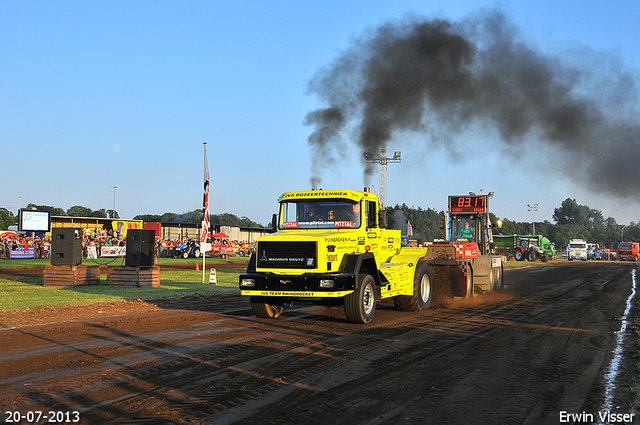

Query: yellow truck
[{"left": 239, "top": 188, "right": 431, "bottom": 323}]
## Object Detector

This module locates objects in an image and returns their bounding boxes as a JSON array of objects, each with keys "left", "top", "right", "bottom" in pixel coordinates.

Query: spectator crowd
[
  {"left": 1, "top": 234, "right": 51, "bottom": 260},
  {"left": 0, "top": 229, "right": 255, "bottom": 260}
]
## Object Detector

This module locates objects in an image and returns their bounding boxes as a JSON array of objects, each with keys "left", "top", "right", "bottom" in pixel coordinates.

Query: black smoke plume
[{"left": 304, "top": 9, "right": 640, "bottom": 202}]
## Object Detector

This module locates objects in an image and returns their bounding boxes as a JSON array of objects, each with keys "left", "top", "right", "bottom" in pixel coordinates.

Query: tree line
[
  {"left": 0, "top": 204, "right": 266, "bottom": 231},
  {"left": 386, "top": 198, "right": 640, "bottom": 250}
]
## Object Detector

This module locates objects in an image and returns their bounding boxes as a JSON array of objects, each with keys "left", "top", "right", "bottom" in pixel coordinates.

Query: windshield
[
  {"left": 519, "top": 238, "right": 539, "bottom": 248},
  {"left": 279, "top": 200, "right": 362, "bottom": 230},
  {"left": 569, "top": 243, "right": 587, "bottom": 249},
  {"left": 451, "top": 217, "right": 476, "bottom": 241},
  {"left": 618, "top": 243, "right": 632, "bottom": 249}
]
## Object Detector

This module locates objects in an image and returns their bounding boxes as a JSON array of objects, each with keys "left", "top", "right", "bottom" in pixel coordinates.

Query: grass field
[{"left": 0, "top": 257, "right": 246, "bottom": 311}]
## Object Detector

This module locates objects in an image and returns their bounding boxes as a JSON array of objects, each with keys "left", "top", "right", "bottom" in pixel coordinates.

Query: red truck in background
[
  {"left": 617, "top": 242, "right": 640, "bottom": 261},
  {"left": 143, "top": 222, "right": 161, "bottom": 238}
]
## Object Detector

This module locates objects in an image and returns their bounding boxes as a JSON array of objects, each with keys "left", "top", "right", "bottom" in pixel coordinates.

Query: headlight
[
  {"left": 241, "top": 278, "right": 255, "bottom": 288},
  {"left": 319, "top": 279, "right": 335, "bottom": 288}
]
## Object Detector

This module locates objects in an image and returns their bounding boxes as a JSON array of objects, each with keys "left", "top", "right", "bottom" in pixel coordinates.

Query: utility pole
[{"left": 364, "top": 149, "right": 401, "bottom": 209}]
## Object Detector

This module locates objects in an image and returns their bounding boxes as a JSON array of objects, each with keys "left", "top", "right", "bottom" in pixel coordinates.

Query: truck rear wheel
[
  {"left": 394, "top": 262, "right": 432, "bottom": 311},
  {"left": 250, "top": 297, "right": 284, "bottom": 319},
  {"left": 344, "top": 274, "right": 376, "bottom": 324}
]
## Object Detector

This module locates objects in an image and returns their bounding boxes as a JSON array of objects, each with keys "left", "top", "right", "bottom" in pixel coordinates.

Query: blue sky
[{"left": 2, "top": 1, "right": 639, "bottom": 227}]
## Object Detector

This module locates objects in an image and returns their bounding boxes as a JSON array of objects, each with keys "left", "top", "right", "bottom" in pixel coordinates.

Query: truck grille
[{"left": 257, "top": 241, "right": 317, "bottom": 269}]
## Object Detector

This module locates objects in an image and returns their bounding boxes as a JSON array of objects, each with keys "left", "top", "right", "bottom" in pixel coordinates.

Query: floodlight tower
[
  {"left": 527, "top": 203, "right": 539, "bottom": 235},
  {"left": 364, "top": 149, "right": 401, "bottom": 209},
  {"left": 112, "top": 186, "right": 118, "bottom": 219}
]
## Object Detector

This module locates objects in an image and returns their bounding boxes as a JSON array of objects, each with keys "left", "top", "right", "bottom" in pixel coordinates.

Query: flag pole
[
  {"left": 202, "top": 235, "right": 206, "bottom": 284},
  {"left": 202, "top": 141, "right": 206, "bottom": 284},
  {"left": 202, "top": 141, "right": 210, "bottom": 284}
]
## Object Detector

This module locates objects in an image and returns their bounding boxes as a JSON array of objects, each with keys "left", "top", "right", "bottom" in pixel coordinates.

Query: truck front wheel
[
  {"left": 344, "top": 274, "right": 376, "bottom": 324},
  {"left": 394, "top": 262, "right": 432, "bottom": 311},
  {"left": 250, "top": 297, "right": 284, "bottom": 319}
]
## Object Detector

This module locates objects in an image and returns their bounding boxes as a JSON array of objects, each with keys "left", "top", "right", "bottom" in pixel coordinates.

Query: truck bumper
[
  {"left": 241, "top": 289, "right": 355, "bottom": 298},
  {"left": 239, "top": 272, "right": 356, "bottom": 298}
]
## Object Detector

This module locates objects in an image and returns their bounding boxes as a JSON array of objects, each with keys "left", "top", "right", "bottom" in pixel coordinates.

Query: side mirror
[{"left": 271, "top": 214, "right": 277, "bottom": 232}]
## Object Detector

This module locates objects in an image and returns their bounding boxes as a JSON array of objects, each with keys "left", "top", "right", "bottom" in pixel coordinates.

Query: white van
[{"left": 567, "top": 239, "right": 588, "bottom": 261}]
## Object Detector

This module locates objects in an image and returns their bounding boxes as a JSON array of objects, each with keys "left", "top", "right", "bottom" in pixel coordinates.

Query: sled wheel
[
  {"left": 250, "top": 297, "right": 284, "bottom": 319},
  {"left": 493, "top": 266, "right": 504, "bottom": 290},
  {"left": 465, "top": 266, "right": 473, "bottom": 297}
]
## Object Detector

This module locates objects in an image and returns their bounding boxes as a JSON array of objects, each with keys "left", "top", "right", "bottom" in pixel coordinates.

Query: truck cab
[
  {"left": 261, "top": 189, "right": 397, "bottom": 272},
  {"left": 617, "top": 242, "right": 639, "bottom": 261}
]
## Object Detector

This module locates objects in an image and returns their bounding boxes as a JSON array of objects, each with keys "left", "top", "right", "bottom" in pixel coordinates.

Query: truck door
[
  {"left": 366, "top": 201, "right": 377, "bottom": 229},
  {"left": 364, "top": 200, "right": 381, "bottom": 254}
]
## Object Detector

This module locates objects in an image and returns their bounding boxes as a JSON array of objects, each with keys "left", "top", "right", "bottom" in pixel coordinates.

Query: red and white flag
[
  {"left": 201, "top": 143, "right": 210, "bottom": 243},
  {"left": 407, "top": 220, "right": 413, "bottom": 236}
]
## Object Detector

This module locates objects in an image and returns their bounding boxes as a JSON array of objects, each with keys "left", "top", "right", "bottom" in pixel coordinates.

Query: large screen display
[{"left": 19, "top": 210, "right": 51, "bottom": 232}]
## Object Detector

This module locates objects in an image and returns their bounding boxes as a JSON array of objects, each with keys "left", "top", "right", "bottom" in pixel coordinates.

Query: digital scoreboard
[{"left": 449, "top": 195, "right": 488, "bottom": 214}]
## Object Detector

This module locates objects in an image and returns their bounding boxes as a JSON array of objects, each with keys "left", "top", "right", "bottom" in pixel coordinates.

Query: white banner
[
  {"left": 101, "top": 246, "right": 126, "bottom": 257},
  {"left": 87, "top": 246, "right": 98, "bottom": 259}
]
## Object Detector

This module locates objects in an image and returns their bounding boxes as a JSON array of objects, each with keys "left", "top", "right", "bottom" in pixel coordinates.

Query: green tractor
[{"left": 494, "top": 234, "right": 556, "bottom": 262}]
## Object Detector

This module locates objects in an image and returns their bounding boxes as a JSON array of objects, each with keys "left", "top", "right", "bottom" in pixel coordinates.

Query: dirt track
[{"left": 0, "top": 262, "right": 637, "bottom": 424}]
